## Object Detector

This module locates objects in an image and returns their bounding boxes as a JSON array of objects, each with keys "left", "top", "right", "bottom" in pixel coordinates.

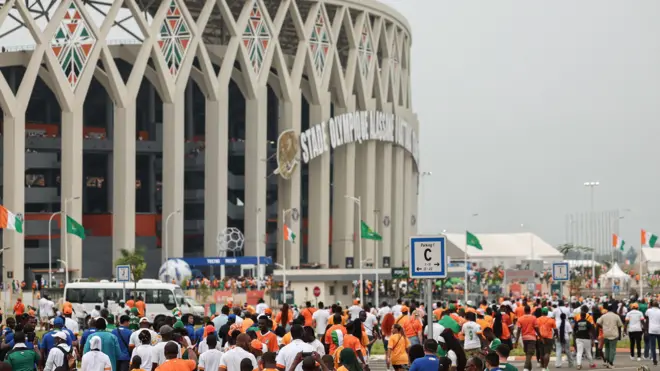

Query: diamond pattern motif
[
  {"left": 50, "top": 2, "right": 96, "bottom": 90},
  {"left": 242, "top": 0, "right": 271, "bottom": 75},
  {"left": 391, "top": 36, "right": 400, "bottom": 85},
  {"left": 358, "top": 23, "right": 373, "bottom": 78},
  {"left": 309, "top": 7, "right": 330, "bottom": 78},
  {"left": 158, "top": 0, "right": 192, "bottom": 77}
]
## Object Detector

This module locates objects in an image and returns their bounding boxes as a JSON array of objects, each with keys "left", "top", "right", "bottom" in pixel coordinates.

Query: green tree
[
  {"left": 114, "top": 247, "right": 147, "bottom": 290},
  {"left": 198, "top": 281, "right": 211, "bottom": 303},
  {"left": 557, "top": 243, "right": 593, "bottom": 257}
]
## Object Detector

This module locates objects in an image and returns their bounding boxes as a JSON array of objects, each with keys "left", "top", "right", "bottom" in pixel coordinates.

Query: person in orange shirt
[
  {"left": 126, "top": 295, "right": 135, "bottom": 309},
  {"left": 515, "top": 305, "right": 540, "bottom": 371},
  {"left": 514, "top": 300, "right": 527, "bottom": 321},
  {"left": 537, "top": 307, "right": 556, "bottom": 369},
  {"left": 493, "top": 311, "right": 512, "bottom": 349},
  {"left": 432, "top": 302, "right": 443, "bottom": 322},
  {"left": 386, "top": 324, "right": 410, "bottom": 370},
  {"left": 343, "top": 322, "right": 367, "bottom": 367},
  {"left": 134, "top": 296, "right": 146, "bottom": 317},
  {"left": 300, "top": 301, "right": 316, "bottom": 327},
  {"left": 13, "top": 298, "right": 25, "bottom": 315},
  {"left": 325, "top": 314, "right": 347, "bottom": 355},
  {"left": 256, "top": 317, "right": 279, "bottom": 352},
  {"left": 275, "top": 304, "right": 293, "bottom": 328}
]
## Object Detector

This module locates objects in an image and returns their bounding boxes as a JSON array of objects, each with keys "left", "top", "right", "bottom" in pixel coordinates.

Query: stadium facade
[{"left": 0, "top": 0, "right": 419, "bottom": 282}]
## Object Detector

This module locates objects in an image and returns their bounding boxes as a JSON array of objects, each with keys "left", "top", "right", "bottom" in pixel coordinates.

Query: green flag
[
  {"left": 66, "top": 215, "right": 86, "bottom": 240},
  {"left": 466, "top": 230, "right": 482, "bottom": 250},
  {"left": 361, "top": 220, "right": 382, "bottom": 241}
]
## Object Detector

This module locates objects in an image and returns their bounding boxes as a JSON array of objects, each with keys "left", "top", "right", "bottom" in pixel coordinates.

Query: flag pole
[
  {"left": 640, "top": 241, "right": 644, "bottom": 300},
  {"left": 464, "top": 230, "right": 468, "bottom": 304},
  {"left": 282, "top": 209, "right": 287, "bottom": 305}
]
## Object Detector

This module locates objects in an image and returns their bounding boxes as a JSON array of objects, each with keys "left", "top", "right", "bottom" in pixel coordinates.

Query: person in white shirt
[
  {"left": 424, "top": 319, "right": 445, "bottom": 342},
  {"left": 82, "top": 336, "right": 112, "bottom": 371},
  {"left": 129, "top": 319, "right": 160, "bottom": 349},
  {"left": 255, "top": 299, "right": 269, "bottom": 316},
  {"left": 276, "top": 325, "right": 314, "bottom": 371},
  {"left": 391, "top": 300, "right": 403, "bottom": 318},
  {"left": 38, "top": 296, "right": 55, "bottom": 330},
  {"left": 198, "top": 333, "right": 223, "bottom": 354},
  {"left": 44, "top": 332, "right": 74, "bottom": 371},
  {"left": 219, "top": 334, "right": 258, "bottom": 371},
  {"left": 198, "top": 335, "right": 224, "bottom": 371},
  {"left": 130, "top": 330, "right": 154, "bottom": 371},
  {"left": 555, "top": 313, "right": 575, "bottom": 368},
  {"left": 63, "top": 311, "right": 79, "bottom": 336},
  {"left": 347, "top": 300, "right": 362, "bottom": 321},
  {"left": 377, "top": 302, "right": 392, "bottom": 319},
  {"left": 626, "top": 303, "right": 645, "bottom": 361},
  {"left": 461, "top": 312, "right": 482, "bottom": 354},
  {"left": 304, "top": 327, "right": 325, "bottom": 356},
  {"left": 648, "top": 302, "right": 660, "bottom": 365},
  {"left": 312, "top": 304, "right": 330, "bottom": 339},
  {"left": 151, "top": 326, "right": 181, "bottom": 367},
  {"left": 359, "top": 308, "right": 379, "bottom": 355}
]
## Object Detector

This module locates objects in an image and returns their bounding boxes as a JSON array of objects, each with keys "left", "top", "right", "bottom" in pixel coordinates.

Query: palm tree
[
  {"left": 557, "top": 243, "right": 593, "bottom": 258},
  {"left": 114, "top": 247, "right": 147, "bottom": 291}
]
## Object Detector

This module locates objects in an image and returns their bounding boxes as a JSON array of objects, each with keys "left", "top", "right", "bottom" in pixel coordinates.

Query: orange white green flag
[
  {"left": 642, "top": 229, "right": 658, "bottom": 247},
  {"left": 283, "top": 224, "right": 296, "bottom": 243},
  {"left": 0, "top": 206, "right": 23, "bottom": 233},
  {"left": 612, "top": 234, "right": 625, "bottom": 251}
]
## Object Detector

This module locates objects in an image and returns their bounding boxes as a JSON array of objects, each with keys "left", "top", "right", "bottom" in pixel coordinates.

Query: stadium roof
[
  {"left": 443, "top": 232, "right": 563, "bottom": 261},
  {"left": 642, "top": 247, "right": 660, "bottom": 262}
]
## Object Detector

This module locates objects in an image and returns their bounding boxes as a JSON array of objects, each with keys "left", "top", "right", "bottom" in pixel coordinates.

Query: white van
[{"left": 64, "top": 279, "right": 205, "bottom": 323}]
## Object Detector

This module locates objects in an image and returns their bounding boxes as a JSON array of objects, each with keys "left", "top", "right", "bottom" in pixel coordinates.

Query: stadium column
[
  {"left": 331, "top": 96, "right": 356, "bottom": 268},
  {"left": 307, "top": 92, "right": 331, "bottom": 265},
  {"left": 112, "top": 104, "right": 137, "bottom": 262},
  {"left": 402, "top": 143, "right": 414, "bottom": 264},
  {"left": 375, "top": 106, "right": 393, "bottom": 267},
  {"left": 162, "top": 94, "right": 185, "bottom": 260},
  {"left": 61, "top": 107, "right": 84, "bottom": 277},
  {"left": 244, "top": 86, "right": 267, "bottom": 258},
  {"left": 203, "top": 95, "right": 229, "bottom": 258},
  {"left": 411, "top": 114, "right": 420, "bottom": 237},
  {"left": 390, "top": 117, "right": 405, "bottom": 267},
  {"left": 2, "top": 115, "right": 25, "bottom": 282},
  {"left": 277, "top": 90, "right": 301, "bottom": 267},
  {"left": 355, "top": 103, "right": 377, "bottom": 266}
]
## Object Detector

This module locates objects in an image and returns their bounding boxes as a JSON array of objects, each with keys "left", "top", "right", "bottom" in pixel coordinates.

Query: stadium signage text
[{"left": 299, "top": 111, "right": 419, "bottom": 165}]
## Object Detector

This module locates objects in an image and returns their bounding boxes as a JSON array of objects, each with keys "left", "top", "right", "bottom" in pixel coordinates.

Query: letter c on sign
[{"left": 424, "top": 248, "right": 431, "bottom": 261}]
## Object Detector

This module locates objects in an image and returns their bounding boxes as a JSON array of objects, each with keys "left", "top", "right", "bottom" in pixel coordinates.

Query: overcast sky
[{"left": 380, "top": 0, "right": 660, "bottom": 248}]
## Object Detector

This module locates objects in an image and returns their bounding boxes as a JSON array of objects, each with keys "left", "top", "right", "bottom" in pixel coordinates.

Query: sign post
[
  {"left": 410, "top": 236, "right": 447, "bottom": 342},
  {"left": 116, "top": 265, "right": 131, "bottom": 302},
  {"left": 552, "top": 262, "right": 570, "bottom": 298}
]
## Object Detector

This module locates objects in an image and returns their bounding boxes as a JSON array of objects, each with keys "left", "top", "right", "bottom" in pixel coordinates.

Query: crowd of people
[{"left": 2, "top": 294, "right": 660, "bottom": 371}]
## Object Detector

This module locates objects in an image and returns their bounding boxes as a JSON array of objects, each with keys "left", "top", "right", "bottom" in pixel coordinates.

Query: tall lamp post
[
  {"left": 465, "top": 213, "right": 478, "bottom": 304},
  {"left": 164, "top": 209, "right": 181, "bottom": 262},
  {"left": 281, "top": 208, "right": 297, "bottom": 304},
  {"left": 62, "top": 196, "right": 80, "bottom": 284},
  {"left": 48, "top": 211, "right": 63, "bottom": 287},
  {"left": 584, "top": 181, "right": 599, "bottom": 285},
  {"left": 345, "top": 195, "right": 363, "bottom": 305}
]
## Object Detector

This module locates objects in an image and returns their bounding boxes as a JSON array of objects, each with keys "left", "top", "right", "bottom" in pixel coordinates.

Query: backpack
[{"left": 53, "top": 345, "right": 74, "bottom": 371}]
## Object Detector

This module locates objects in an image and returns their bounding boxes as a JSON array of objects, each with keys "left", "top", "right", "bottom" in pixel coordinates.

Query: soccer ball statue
[
  {"left": 217, "top": 227, "right": 245, "bottom": 253},
  {"left": 158, "top": 259, "right": 192, "bottom": 285}
]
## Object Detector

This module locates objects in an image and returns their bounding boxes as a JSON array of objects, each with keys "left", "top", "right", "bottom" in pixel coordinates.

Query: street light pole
[
  {"left": 256, "top": 207, "right": 261, "bottom": 290},
  {"left": 164, "top": 209, "right": 181, "bottom": 262},
  {"left": 345, "top": 195, "right": 363, "bottom": 305},
  {"left": 48, "top": 211, "right": 63, "bottom": 287},
  {"left": 374, "top": 209, "right": 380, "bottom": 306},
  {"left": 584, "top": 181, "right": 599, "bottom": 286},
  {"left": 62, "top": 196, "right": 80, "bottom": 285},
  {"left": 465, "top": 213, "right": 478, "bottom": 304}
]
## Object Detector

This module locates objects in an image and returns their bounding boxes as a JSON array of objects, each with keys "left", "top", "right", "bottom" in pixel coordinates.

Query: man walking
[
  {"left": 597, "top": 303, "right": 623, "bottom": 368},
  {"left": 645, "top": 300, "right": 660, "bottom": 365}
]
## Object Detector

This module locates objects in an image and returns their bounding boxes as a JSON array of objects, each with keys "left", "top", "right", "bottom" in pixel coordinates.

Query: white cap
[
  {"left": 139, "top": 317, "right": 150, "bottom": 323},
  {"left": 53, "top": 331, "right": 67, "bottom": 341},
  {"left": 466, "top": 300, "right": 474, "bottom": 307}
]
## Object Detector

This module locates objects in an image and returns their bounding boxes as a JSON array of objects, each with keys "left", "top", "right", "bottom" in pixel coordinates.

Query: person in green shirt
[
  {"left": 128, "top": 307, "right": 140, "bottom": 330},
  {"left": 484, "top": 327, "right": 502, "bottom": 351},
  {"left": 5, "top": 331, "right": 40, "bottom": 371},
  {"left": 495, "top": 343, "right": 518, "bottom": 371},
  {"left": 439, "top": 312, "right": 461, "bottom": 334}
]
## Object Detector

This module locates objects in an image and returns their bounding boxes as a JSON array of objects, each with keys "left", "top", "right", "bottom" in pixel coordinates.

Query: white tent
[
  {"left": 600, "top": 262, "right": 630, "bottom": 282},
  {"left": 642, "top": 248, "right": 660, "bottom": 273},
  {"left": 443, "top": 232, "right": 562, "bottom": 268}
]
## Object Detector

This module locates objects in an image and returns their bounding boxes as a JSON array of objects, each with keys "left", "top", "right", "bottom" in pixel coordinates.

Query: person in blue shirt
[
  {"left": 410, "top": 339, "right": 441, "bottom": 371},
  {"left": 83, "top": 318, "right": 121, "bottom": 371},
  {"left": 112, "top": 315, "right": 132, "bottom": 371},
  {"left": 183, "top": 314, "right": 196, "bottom": 343},
  {"left": 0, "top": 317, "right": 16, "bottom": 351},
  {"left": 484, "top": 352, "right": 503, "bottom": 371},
  {"left": 40, "top": 317, "right": 72, "bottom": 356},
  {"left": 79, "top": 317, "right": 97, "bottom": 353}
]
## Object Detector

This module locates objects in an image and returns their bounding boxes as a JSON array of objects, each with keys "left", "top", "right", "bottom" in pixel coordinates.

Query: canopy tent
[
  {"left": 599, "top": 262, "right": 630, "bottom": 281},
  {"left": 443, "top": 232, "right": 562, "bottom": 268},
  {"left": 642, "top": 248, "right": 660, "bottom": 273}
]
